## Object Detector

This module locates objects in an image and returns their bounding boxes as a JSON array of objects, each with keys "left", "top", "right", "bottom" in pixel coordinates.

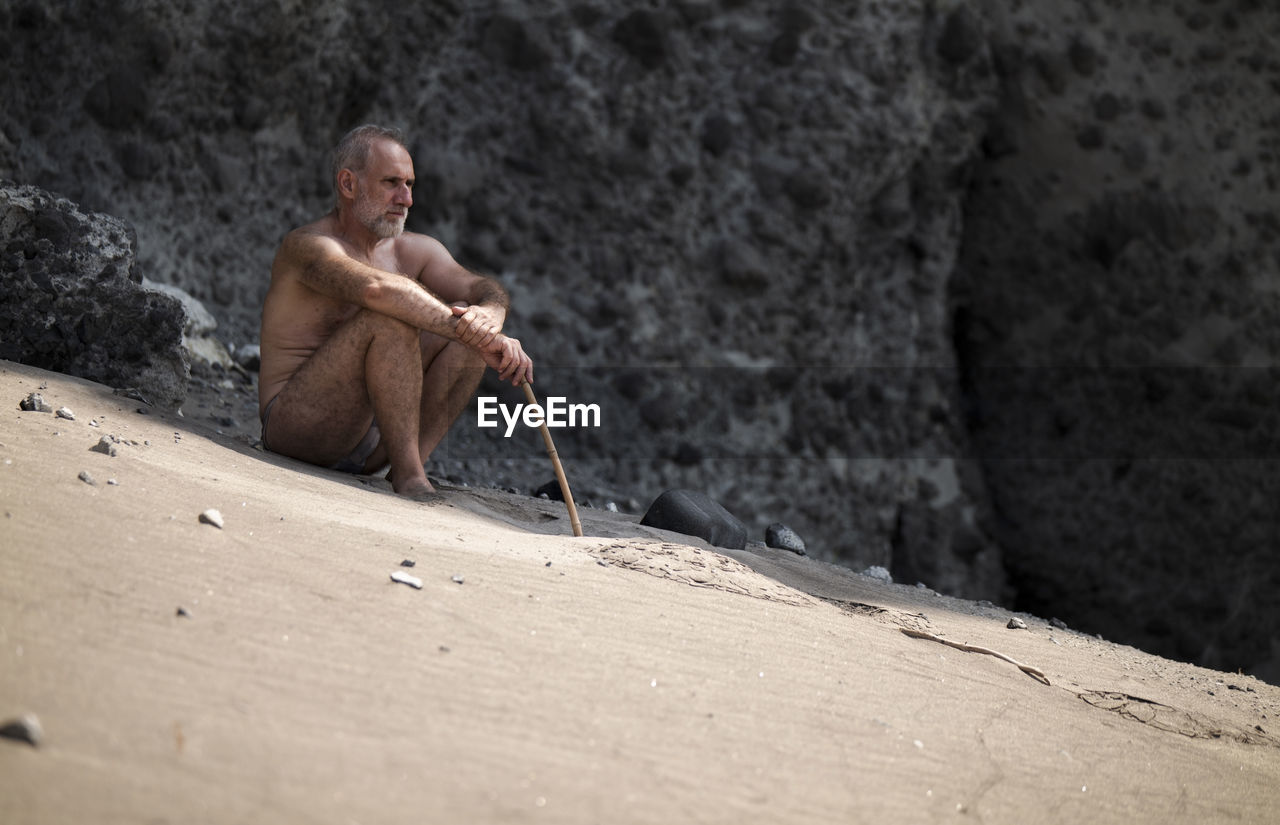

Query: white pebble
[
  {"left": 199, "top": 509, "right": 224, "bottom": 529},
  {"left": 391, "top": 571, "right": 423, "bottom": 589}
]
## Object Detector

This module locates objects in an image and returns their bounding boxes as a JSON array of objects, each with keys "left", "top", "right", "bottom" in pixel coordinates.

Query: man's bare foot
[{"left": 393, "top": 476, "right": 442, "bottom": 503}]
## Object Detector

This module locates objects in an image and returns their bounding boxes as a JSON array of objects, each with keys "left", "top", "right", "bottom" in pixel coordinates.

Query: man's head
[{"left": 331, "top": 124, "right": 414, "bottom": 239}]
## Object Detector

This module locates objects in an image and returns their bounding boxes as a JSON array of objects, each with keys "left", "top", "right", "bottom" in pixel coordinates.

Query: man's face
[{"left": 352, "top": 138, "right": 414, "bottom": 239}]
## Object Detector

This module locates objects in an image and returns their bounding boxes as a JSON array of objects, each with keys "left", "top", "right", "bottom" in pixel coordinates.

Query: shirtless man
[{"left": 259, "top": 124, "right": 533, "bottom": 499}]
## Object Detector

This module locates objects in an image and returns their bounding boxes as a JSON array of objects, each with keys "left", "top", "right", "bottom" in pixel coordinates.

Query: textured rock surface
[
  {"left": 954, "top": 1, "right": 1280, "bottom": 674},
  {"left": 0, "top": 183, "right": 188, "bottom": 407},
  {"left": 3, "top": 1, "right": 1279, "bottom": 675}
]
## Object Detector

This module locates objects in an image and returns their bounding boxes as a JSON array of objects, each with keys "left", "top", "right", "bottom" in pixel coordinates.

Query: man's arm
[
  {"left": 280, "top": 228, "right": 459, "bottom": 339},
  {"left": 280, "top": 227, "right": 533, "bottom": 385},
  {"left": 409, "top": 233, "right": 512, "bottom": 349}
]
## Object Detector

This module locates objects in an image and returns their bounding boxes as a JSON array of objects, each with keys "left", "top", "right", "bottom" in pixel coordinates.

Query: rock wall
[
  {"left": 0, "top": 183, "right": 188, "bottom": 408},
  {"left": 954, "top": 0, "right": 1280, "bottom": 674},
  {"left": 4, "top": 0, "right": 1279, "bottom": 674}
]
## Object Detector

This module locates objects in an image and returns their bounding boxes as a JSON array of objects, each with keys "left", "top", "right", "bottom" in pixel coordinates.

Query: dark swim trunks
[{"left": 260, "top": 395, "right": 381, "bottom": 474}]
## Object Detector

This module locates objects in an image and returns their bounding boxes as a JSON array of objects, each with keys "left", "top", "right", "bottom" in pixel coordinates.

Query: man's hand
[
  {"left": 479, "top": 333, "right": 534, "bottom": 387},
  {"left": 451, "top": 304, "right": 504, "bottom": 349}
]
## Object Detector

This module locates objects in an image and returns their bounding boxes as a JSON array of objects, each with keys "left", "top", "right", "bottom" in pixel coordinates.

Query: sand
[{"left": 2, "top": 358, "right": 1279, "bottom": 824}]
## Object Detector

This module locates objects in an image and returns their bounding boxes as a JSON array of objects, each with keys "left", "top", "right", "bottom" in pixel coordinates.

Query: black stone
[
  {"left": 640, "top": 489, "right": 747, "bottom": 549},
  {"left": 765, "top": 522, "right": 807, "bottom": 555},
  {"left": 0, "top": 714, "right": 42, "bottom": 747},
  {"left": 535, "top": 479, "right": 564, "bottom": 501}
]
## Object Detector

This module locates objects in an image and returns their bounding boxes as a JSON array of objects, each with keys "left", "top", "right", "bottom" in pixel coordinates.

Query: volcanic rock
[
  {"left": 765, "top": 523, "right": 807, "bottom": 556},
  {"left": 640, "top": 489, "right": 747, "bottom": 550},
  {"left": 0, "top": 184, "right": 187, "bottom": 408}
]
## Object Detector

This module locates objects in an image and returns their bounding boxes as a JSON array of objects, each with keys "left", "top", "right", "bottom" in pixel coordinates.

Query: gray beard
[
  {"left": 355, "top": 197, "right": 406, "bottom": 238},
  {"left": 367, "top": 215, "right": 405, "bottom": 239}
]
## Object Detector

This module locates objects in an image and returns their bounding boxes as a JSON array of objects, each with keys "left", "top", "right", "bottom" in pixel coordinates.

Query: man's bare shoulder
[
  {"left": 284, "top": 214, "right": 344, "bottom": 244},
  {"left": 388, "top": 231, "right": 462, "bottom": 279},
  {"left": 393, "top": 229, "right": 451, "bottom": 260},
  {"left": 276, "top": 216, "right": 349, "bottom": 263}
]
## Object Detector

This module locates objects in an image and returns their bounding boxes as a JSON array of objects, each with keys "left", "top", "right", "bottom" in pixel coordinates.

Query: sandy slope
[{"left": 1, "top": 358, "right": 1278, "bottom": 824}]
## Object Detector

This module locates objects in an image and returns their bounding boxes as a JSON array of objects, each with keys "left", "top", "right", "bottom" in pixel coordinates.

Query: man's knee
[{"left": 361, "top": 309, "right": 420, "bottom": 348}]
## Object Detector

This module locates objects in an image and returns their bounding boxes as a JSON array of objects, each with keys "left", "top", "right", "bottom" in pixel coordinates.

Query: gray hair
[{"left": 331, "top": 124, "right": 409, "bottom": 208}]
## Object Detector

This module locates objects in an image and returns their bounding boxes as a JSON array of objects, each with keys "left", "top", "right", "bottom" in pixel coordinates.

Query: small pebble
[
  {"left": 55, "top": 407, "right": 75, "bottom": 420},
  {"left": 391, "top": 571, "right": 423, "bottom": 589},
  {"left": 863, "top": 565, "right": 892, "bottom": 583},
  {"left": 400, "top": 559, "right": 416, "bottom": 568},
  {"left": 199, "top": 509, "right": 224, "bottom": 529},
  {"left": 765, "top": 522, "right": 807, "bottom": 555},
  {"left": 77, "top": 470, "right": 96, "bottom": 486},
  {"left": 606, "top": 501, "right": 619, "bottom": 512},
  {"left": 18, "top": 392, "right": 52, "bottom": 413},
  {"left": 0, "top": 713, "right": 43, "bottom": 747},
  {"left": 107, "top": 479, "right": 119, "bottom": 486},
  {"left": 451, "top": 574, "right": 465, "bottom": 585},
  {"left": 176, "top": 606, "right": 191, "bottom": 618},
  {"left": 1007, "top": 617, "right": 1028, "bottom": 630},
  {"left": 90, "top": 436, "right": 118, "bottom": 457}
]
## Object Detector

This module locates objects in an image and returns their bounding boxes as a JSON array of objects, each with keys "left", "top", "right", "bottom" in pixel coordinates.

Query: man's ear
[{"left": 336, "top": 168, "right": 357, "bottom": 199}]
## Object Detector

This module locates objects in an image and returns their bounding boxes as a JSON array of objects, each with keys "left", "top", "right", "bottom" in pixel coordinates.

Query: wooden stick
[
  {"left": 900, "top": 627, "right": 1051, "bottom": 685},
  {"left": 522, "top": 382, "right": 583, "bottom": 537}
]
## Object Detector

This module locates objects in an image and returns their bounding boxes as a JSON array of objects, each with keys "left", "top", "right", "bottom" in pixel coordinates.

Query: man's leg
[
  {"left": 260, "top": 309, "right": 435, "bottom": 498},
  {"left": 361, "top": 333, "right": 486, "bottom": 472},
  {"left": 417, "top": 335, "right": 486, "bottom": 464}
]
